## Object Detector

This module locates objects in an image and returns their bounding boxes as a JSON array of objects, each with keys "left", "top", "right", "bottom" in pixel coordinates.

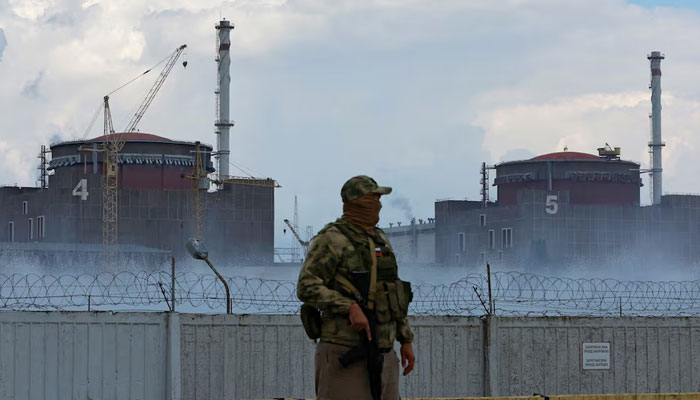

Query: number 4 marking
[
  {"left": 545, "top": 194, "right": 558, "bottom": 215},
  {"left": 72, "top": 179, "right": 89, "bottom": 201}
]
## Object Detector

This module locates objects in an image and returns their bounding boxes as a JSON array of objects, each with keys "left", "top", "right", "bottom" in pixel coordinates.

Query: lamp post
[{"left": 186, "top": 238, "right": 232, "bottom": 314}]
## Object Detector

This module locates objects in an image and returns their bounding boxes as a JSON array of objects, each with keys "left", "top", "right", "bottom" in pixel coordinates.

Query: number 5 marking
[
  {"left": 545, "top": 194, "right": 558, "bottom": 214},
  {"left": 72, "top": 179, "right": 89, "bottom": 201}
]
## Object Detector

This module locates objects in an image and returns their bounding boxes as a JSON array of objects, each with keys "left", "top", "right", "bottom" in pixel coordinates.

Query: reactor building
[
  {"left": 433, "top": 50, "right": 700, "bottom": 269},
  {"left": 0, "top": 19, "right": 276, "bottom": 267}
]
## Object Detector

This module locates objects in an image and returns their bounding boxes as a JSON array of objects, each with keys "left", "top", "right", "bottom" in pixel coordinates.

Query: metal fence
[{"left": 2, "top": 271, "right": 700, "bottom": 316}]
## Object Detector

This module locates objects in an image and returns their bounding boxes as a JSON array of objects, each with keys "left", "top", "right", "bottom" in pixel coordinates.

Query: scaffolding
[{"left": 37, "top": 145, "right": 49, "bottom": 189}]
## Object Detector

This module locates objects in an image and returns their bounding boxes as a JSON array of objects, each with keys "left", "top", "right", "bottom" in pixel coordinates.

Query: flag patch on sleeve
[{"left": 375, "top": 247, "right": 382, "bottom": 257}]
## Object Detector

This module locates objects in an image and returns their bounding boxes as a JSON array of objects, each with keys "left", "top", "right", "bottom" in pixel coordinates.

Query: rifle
[{"left": 338, "top": 270, "right": 383, "bottom": 400}]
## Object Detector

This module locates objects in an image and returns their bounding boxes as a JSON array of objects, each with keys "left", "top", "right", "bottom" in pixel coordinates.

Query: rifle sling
[
  {"left": 367, "top": 237, "right": 378, "bottom": 310},
  {"left": 334, "top": 275, "right": 362, "bottom": 303}
]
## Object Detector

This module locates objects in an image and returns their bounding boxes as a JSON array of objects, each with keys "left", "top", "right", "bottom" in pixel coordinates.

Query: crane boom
[
  {"left": 283, "top": 219, "right": 309, "bottom": 249},
  {"left": 103, "top": 96, "right": 115, "bottom": 136},
  {"left": 115, "top": 44, "right": 187, "bottom": 152}
]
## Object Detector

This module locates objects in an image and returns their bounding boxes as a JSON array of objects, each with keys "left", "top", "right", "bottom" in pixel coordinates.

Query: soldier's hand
[
  {"left": 400, "top": 343, "right": 415, "bottom": 375},
  {"left": 348, "top": 303, "right": 372, "bottom": 341}
]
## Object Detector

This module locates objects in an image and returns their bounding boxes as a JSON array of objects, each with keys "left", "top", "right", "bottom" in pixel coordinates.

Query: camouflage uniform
[
  {"left": 297, "top": 218, "right": 414, "bottom": 349},
  {"left": 297, "top": 176, "right": 414, "bottom": 400}
]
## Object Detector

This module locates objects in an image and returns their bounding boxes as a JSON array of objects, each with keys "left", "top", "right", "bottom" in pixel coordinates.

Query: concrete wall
[
  {"left": 490, "top": 317, "right": 700, "bottom": 396},
  {"left": 0, "top": 311, "right": 168, "bottom": 400},
  {"left": 178, "top": 314, "right": 484, "bottom": 399},
  {"left": 401, "top": 316, "right": 484, "bottom": 398},
  {"left": 384, "top": 223, "right": 436, "bottom": 265},
  {"left": 1, "top": 312, "right": 700, "bottom": 399},
  {"left": 179, "top": 314, "right": 316, "bottom": 399}
]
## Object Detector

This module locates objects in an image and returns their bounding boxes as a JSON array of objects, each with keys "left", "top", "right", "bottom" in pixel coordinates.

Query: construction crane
[
  {"left": 102, "top": 44, "right": 187, "bottom": 249},
  {"left": 183, "top": 155, "right": 280, "bottom": 242},
  {"left": 283, "top": 218, "right": 310, "bottom": 257},
  {"left": 184, "top": 154, "right": 280, "bottom": 242},
  {"left": 183, "top": 142, "right": 207, "bottom": 240}
]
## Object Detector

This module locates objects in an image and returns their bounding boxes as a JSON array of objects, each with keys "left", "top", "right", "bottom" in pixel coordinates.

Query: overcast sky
[{"left": 2, "top": 0, "right": 700, "bottom": 249}]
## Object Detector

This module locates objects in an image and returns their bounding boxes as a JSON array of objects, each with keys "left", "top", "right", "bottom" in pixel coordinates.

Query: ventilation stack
[
  {"left": 648, "top": 51, "right": 665, "bottom": 205},
  {"left": 215, "top": 19, "right": 234, "bottom": 182}
]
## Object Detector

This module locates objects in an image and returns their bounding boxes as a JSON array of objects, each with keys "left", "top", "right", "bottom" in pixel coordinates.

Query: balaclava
[{"left": 342, "top": 194, "right": 382, "bottom": 233}]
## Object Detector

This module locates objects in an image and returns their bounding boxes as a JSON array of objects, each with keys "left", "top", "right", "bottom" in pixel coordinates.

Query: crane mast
[
  {"left": 190, "top": 142, "right": 205, "bottom": 240},
  {"left": 102, "top": 96, "right": 118, "bottom": 251},
  {"left": 102, "top": 44, "right": 187, "bottom": 250}
]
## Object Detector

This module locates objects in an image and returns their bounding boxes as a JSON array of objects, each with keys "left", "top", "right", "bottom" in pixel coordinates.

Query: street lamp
[{"left": 186, "top": 238, "right": 232, "bottom": 314}]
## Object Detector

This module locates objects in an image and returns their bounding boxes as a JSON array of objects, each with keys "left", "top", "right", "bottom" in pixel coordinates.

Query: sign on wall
[
  {"left": 581, "top": 342, "right": 611, "bottom": 370},
  {"left": 72, "top": 179, "right": 89, "bottom": 201},
  {"left": 545, "top": 194, "right": 558, "bottom": 214}
]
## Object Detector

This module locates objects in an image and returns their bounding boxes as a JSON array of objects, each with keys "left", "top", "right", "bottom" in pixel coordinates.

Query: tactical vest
[{"left": 313, "top": 220, "right": 412, "bottom": 348}]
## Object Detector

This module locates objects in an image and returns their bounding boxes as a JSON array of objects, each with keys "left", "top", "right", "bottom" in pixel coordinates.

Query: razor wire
[{"left": 1, "top": 271, "right": 700, "bottom": 316}]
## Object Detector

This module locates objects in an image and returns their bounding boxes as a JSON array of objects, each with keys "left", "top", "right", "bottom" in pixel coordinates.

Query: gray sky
[{"left": 2, "top": 0, "right": 700, "bottom": 249}]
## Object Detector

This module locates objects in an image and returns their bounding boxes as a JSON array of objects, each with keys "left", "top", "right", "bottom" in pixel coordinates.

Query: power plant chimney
[
  {"left": 648, "top": 50, "right": 665, "bottom": 205},
  {"left": 215, "top": 19, "right": 234, "bottom": 182}
]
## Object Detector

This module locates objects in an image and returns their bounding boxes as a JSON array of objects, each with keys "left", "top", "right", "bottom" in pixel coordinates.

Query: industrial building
[
  {"left": 436, "top": 178, "right": 700, "bottom": 269},
  {"left": 0, "top": 19, "right": 276, "bottom": 266},
  {"left": 383, "top": 218, "right": 436, "bottom": 265},
  {"left": 434, "top": 51, "right": 700, "bottom": 269}
]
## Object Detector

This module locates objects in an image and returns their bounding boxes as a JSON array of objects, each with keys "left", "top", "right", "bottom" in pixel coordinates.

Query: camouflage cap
[{"left": 341, "top": 175, "right": 392, "bottom": 203}]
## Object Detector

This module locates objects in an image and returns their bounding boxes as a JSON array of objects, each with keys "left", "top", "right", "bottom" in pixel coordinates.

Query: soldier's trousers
[{"left": 315, "top": 341, "right": 400, "bottom": 400}]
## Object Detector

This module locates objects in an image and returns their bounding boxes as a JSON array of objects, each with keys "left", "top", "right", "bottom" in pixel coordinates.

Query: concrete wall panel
[
  {"left": 401, "top": 317, "right": 484, "bottom": 398},
  {"left": 179, "top": 314, "right": 484, "bottom": 399},
  {"left": 0, "top": 312, "right": 167, "bottom": 400},
  {"left": 492, "top": 317, "right": 700, "bottom": 396},
  {"left": 180, "top": 314, "right": 318, "bottom": 400}
]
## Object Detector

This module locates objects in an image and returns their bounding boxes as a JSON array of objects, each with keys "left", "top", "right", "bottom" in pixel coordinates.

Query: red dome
[
  {"left": 532, "top": 151, "right": 598, "bottom": 160},
  {"left": 90, "top": 132, "right": 171, "bottom": 142}
]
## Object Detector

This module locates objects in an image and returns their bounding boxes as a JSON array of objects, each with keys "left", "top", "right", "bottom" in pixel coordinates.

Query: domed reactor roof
[
  {"left": 495, "top": 149, "right": 642, "bottom": 206},
  {"left": 89, "top": 132, "right": 173, "bottom": 142},
  {"left": 531, "top": 151, "right": 599, "bottom": 161},
  {"left": 48, "top": 132, "right": 214, "bottom": 191}
]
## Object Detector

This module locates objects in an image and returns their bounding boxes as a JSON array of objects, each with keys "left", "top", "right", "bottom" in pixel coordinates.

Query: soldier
[{"left": 297, "top": 175, "right": 415, "bottom": 400}]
